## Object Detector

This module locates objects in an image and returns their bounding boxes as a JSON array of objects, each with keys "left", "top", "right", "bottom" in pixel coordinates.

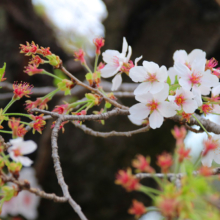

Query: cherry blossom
[
  {"left": 139, "top": 210, "right": 163, "bottom": 220},
  {"left": 174, "top": 58, "right": 219, "bottom": 106},
  {"left": 201, "top": 135, "right": 220, "bottom": 167},
  {"left": 8, "top": 138, "right": 37, "bottom": 166},
  {"left": 129, "top": 84, "right": 177, "bottom": 129},
  {"left": 100, "top": 37, "right": 132, "bottom": 91},
  {"left": 168, "top": 88, "right": 198, "bottom": 113},
  {"left": 210, "top": 84, "right": 220, "bottom": 113},
  {"left": 173, "top": 49, "right": 206, "bottom": 67},
  {"left": 129, "top": 61, "right": 167, "bottom": 95},
  {"left": 1, "top": 168, "right": 40, "bottom": 219}
]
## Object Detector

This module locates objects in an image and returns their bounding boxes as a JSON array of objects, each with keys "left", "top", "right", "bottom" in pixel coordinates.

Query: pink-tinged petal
[
  {"left": 128, "top": 115, "right": 143, "bottom": 126},
  {"left": 201, "top": 151, "right": 214, "bottom": 167},
  {"left": 129, "top": 66, "right": 147, "bottom": 82},
  {"left": 188, "top": 49, "right": 206, "bottom": 64},
  {"left": 101, "top": 64, "right": 119, "bottom": 78},
  {"left": 158, "top": 101, "right": 177, "bottom": 117},
  {"left": 212, "top": 84, "right": 220, "bottom": 96},
  {"left": 173, "top": 50, "right": 188, "bottom": 64},
  {"left": 134, "top": 82, "right": 152, "bottom": 95},
  {"left": 153, "top": 83, "right": 169, "bottom": 102},
  {"left": 213, "top": 104, "right": 220, "bottom": 114},
  {"left": 150, "top": 82, "right": 164, "bottom": 94},
  {"left": 102, "top": 50, "right": 120, "bottom": 64},
  {"left": 143, "top": 61, "right": 159, "bottom": 73},
  {"left": 19, "top": 140, "right": 37, "bottom": 155},
  {"left": 122, "top": 37, "right": 128, "bottom": 55},
  {"left": 183, "top": 100, "right": 198, "bottom": 113},
  {"left": 125, "top": 46, "right": 132, "bottom": 62},
  {"left": 157, "top": 65, "right": 168, "bottom": 82},
  {"left": 179, "top": 78, "right": 191, "bottom": 90},
  {"left": 149, "top": 111, "right": 163, "bottom": 129},
  {"left": 191, "top": 58, "right": 206, "bottom": 72},
  {"left": 199, "top": 85, "right": 210, "bottom": 96},
  {"left": 201, "top": 71, "right": 219, "bottom": 87},
  {"left": 167, "top": 67, "right": 178, "bottom": 84},
  {"left": 129, "top": 103, "right": 150, "bottom": 120},
  {"left": 135, "top": 92, "right": 153, "bottom": 104},
  {"left": 18, "top": 156, "right": 33, "bottom": 167},
  {"left": 174, "top": 62, "right": 190, "bottom": 77},
  {"left": 181, "top": 88, "right": 195, "bottom": 99},
  {"left": 135, "top": 56, "right": 143, "bottom": 66},
  {"left": 112, "top": 74, "right": 122, "bottom": 91}
]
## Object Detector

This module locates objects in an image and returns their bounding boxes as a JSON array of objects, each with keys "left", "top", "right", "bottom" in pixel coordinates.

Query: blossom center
[
  {"left": 146, "top": 73, "right": 157, "bottom": 83},
  {"left": 147, "top": 100, "right": 158, "bottom": 111},
  {"left": 13, "top": 148, "right": 22, "bottom": 157},
  {"left": 189, "top": 72, "right": 202, "bottom": 85},
  {"left": 174, "top": 94, "right": 185, "bottom": 106}
]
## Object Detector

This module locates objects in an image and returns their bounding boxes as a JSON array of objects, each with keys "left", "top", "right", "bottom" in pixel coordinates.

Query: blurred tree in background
[{"left": 1, "top": 0, "right": 220, "bottom": 219}]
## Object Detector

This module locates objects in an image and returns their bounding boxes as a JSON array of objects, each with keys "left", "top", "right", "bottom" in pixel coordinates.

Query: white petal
[
  {"left": 188, "top": 49, "right": 206, "bottom": 64},
  {"left": 134, "top": 82, "right": 151, "bottom": 95},
  {"left": 153, "top": 83, "right": 169, "bottom": 102},
  {"left": 201, "top": 71, "right": 219, "bottom": 87},
  {"left": 157, "top": 65, "right": 168, "bottom": 82},
  {"left": 191, "top": 58, "right": 206, "bottom": 72},
  {"left": 20, "top": 140, "right": 37, "bottom": 155},
  {"left": 150, "top": 82, "right": 164, "bottom": 94},
  {"left": 173, "top": 50, "right": 188, "bottom": 64},
  {"left": 129, "top": 103, "right": 150, "bottom": 120},
  {"left": 143, "top": 61, "right": 159, "bottom": 73},
  {"left": 19, "top": 156, "right": 33, "bottom": 166},
  {"left": 122, "top": 37, "right": 128, "bottom": 55},
  {"left": 167, "top": 67, "right": 178, "bottom": 84},
  {"left": 213, "top": 147, "right": 220, "bottom": 164},
  {"left": 179, "top": 78, "right": 191, "bottom": 90},
  {"left": 129, "top": 66, "right": 147, "bottom": 82},
  {"left": 149, "top": 111, "right": 163, "bottom": 129},
  {"left": 212, "top": 84, "right": 220, "bottom": 96},
  {"left": 111, "top": 74, "right": 122, "bottom": 91},
  {"left": 201, "top": 151, "right": 214, "bottom": 167},
  {"left": 199, "top": 85, "right": 210, "bottom": 96},
  {"left": 183, "top": 100, "right": 198, "bottom": 113},
  {"left": 192, "top": 88, "right": 203, "bottom": 106},
  {"left": 135, "top": 92, "right": 153, "bottom": 104},
  {"left": 9, "top": 138, "right": 23, "bottom": 145},
  {"left": 102, "top": 50, "right": 120, "bottom": 64},
  {"left": 134, "top": 56, "right": 143, "bottom": 66},
  {"left": 125, "top": 46, "right": 132, "bottom": 62},
  {"left": 128, "top": 115, "right": 143, "bottom": 126},
  {"left": 174, "top": 62, "right": 190, "bottom": 77},
  {"left": 101, "top": 64, "right": 119, "bottom": 78},
  {"left": 158, "top": 101, "right": 177, "bottom": 117}
]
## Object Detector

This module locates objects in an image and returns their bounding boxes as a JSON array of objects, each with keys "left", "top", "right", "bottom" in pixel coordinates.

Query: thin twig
[
  {"left": 73, "top": 122, "right": 150, "bottom": 137},
  {"left": 185, "top": 124, "right": 204, "bottom": 133},
  {"left": 1, "top": 174, "right": 67, "bottom": 203},
  {"left": 51, "top": 117, "right": 88, "bottom": 220}
]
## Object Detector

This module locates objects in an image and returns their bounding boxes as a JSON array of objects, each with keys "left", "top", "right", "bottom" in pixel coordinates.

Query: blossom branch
[
  {"left": 51, "top": 117, "right": 88, "bottom": 220},
  {"left": 1, "top": 174, "right": 67, "bottom": 203},
  {"left": 73, "top": 122, "right": 150, "bottom": 137}
]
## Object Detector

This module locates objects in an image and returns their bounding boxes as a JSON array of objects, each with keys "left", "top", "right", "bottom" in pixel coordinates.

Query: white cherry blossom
[
  {"left": 201, "top": 135, "right": 220, "bottom": 167},
  {"left": 8, "top": 138, "right": 37, "bottom": 166},
  {"left": 129, "top": 84, "right": 177, "bottom": 129},
  {"left": 129, "top": 61, "right": 167, "bottom": 95},
  {"left": 101, "top": 37, "right": 132, "bottom": 91},
  {"left": 174, "top": 59, "right": 219, "bottom": 106},
  {"left": 1, "top": 168, "right": 40, "bottom": 219},
  {"left": 167, "top": 67, "right": 178, "bottom": 84},
  {"left": 168, "top": 88, "right": 198, "bottom": 113},
  {"left": 173, "top": 49, "right": 206, "bottom": 67},
  {"left": 210, "top": 84, "right": 220, "bottom": 114}
]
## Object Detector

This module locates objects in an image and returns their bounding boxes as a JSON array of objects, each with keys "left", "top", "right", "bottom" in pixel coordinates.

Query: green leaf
[
  {"left": 105, "top": 102, "right": 111, "bottom": 109},
  {"left": 0, "top": 63, "right": 6, "bottom": 87},
  {"left": 174, "top": 75, "right": 179, "bottom": 84},
  {"left": 167, "top": 76, "right": 171, "bottom": 86}
]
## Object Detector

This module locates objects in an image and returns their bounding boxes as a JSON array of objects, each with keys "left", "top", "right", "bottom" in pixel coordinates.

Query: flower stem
[
  {"left": 83, "top": 63, "right": 93, "bottom": 74},
  {"left": 44, "top": 88, "right": 60, "bottom": 99},
  {"left": 76, "top": 103, "right": 90, "bottom": 113},
  {"left": 192, "top": 114, "right": 209, "bottom": 137},
  {"left": 94, "top": 54, "right": 99, "bottom": 72},
  {"left": 69, "top": 100, "right": 90, "bottom": 108},
  {"left": 4, "top": 113, "right": 31, "bottom": 118},
  {"left": 0, "top": 130, "right": 12, "bottom": 134},
  {"left": 2, "top": 99, "right": 16, "bottom": 115},
  {"left": 42, "top": 70, "right": 63, "bottom": 81}
]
